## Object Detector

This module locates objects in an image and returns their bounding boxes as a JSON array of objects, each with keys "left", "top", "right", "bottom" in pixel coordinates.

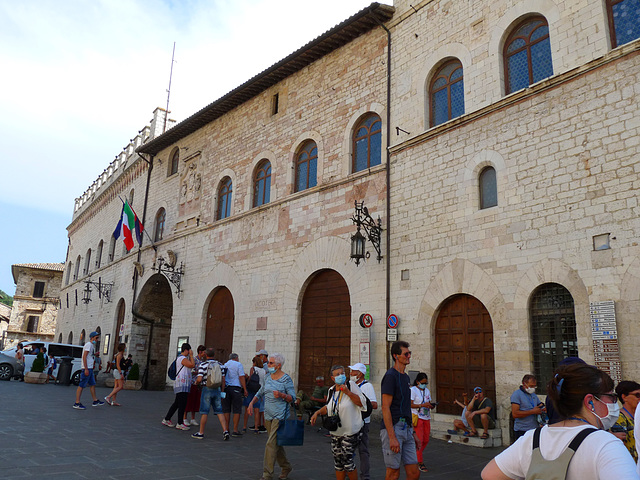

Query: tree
[{"left": 0, "top": 289, "right": 13, "bottom": 307}]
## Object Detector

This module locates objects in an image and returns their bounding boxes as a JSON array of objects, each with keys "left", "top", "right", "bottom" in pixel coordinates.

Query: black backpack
[
  {"left": 247, "top": 369, "right": 261, "bottom": 393},
  {"left": 335, "top": 381, "right": 373, "bottom": 420}
]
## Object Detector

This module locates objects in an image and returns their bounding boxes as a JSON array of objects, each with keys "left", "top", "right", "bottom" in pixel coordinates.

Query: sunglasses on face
[{"left": 401, "top": 351, "right": 412, "bottom": 357}]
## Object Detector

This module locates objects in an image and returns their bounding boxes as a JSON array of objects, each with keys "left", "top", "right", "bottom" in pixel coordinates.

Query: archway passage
[
  {"left": 134, "top": 274, "right": 173, "bottom": 390},
  {"left": 205, "top": 287, "right": 235, "bottom": 363},
  {"left": 435, "top": 294, "right": 495, "bottom": 415},
  {"left": 298, "top": 269, "right": 351, "bottom": 396}
]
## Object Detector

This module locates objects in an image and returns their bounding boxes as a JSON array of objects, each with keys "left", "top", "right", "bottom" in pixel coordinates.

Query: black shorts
[{"left": 222, "top": 386, "right": 243, "bottom": 414}]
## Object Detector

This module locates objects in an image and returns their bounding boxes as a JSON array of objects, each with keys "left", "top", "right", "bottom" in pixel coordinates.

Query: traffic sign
[
  {"left": 387, "top": 328, "right": 398, "bottom": 341},
  {"left": 387, "top": 314, "right": 399, "bottom": 329},
  {"left": 359, "top": 313, "right": 374, "bottom": 329}
]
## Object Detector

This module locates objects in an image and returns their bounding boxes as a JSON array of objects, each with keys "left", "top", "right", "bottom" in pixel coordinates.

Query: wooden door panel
[{"left": 205, "top": 287, "right": 234, "bottom": 363}]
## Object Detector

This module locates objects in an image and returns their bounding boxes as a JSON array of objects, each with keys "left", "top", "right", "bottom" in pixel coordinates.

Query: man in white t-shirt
[
  {"left": 349, "top": 363, "right": 378, "bottom": 480},
  {"left": 223, "top": 353, "right": 248, "bottom": 436},
  {"left": 73, "top": 331, "right": 105, "bottom": 410}
]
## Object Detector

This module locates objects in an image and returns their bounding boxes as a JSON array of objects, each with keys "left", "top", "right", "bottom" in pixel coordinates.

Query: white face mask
[
  {"left": 350, "top": 376, "right": 359, "bottom": 383},
  {"left": 592, "top": 397, "right": 620, "bottom": 430},
  {"left": 525, "top": 387, "right": 536, "bottom": 395}
]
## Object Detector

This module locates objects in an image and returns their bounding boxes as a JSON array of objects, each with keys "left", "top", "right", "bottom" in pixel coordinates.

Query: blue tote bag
[{"left": 276, "top": 404, "right": 304, "bottom": 446}]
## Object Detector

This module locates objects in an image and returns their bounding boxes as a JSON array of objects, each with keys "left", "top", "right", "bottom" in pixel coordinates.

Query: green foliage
[
  {"left": 128, "top": 363, "right": 140, "bottom": 380},
  {"left": 31, "top": 352, "right": 46, "bottom": 373},
  {"left": 0, "top": 289, "right": 12, "bottom": 307}
]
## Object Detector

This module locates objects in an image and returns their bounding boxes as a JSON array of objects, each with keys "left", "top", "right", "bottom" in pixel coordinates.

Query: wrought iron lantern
[
  {"left": 350, "top": 201, "right": 382, "bottom": 266},
  {"left": 81, "top": 277, "right": 114, "bottom": 304},
  {"left": 152, "top": 251, "right": 185, "bottom": 297}
]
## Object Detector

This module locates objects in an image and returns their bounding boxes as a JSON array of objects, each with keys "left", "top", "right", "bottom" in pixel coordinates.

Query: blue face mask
[
  {"left": 418, "top": 383, "right": 427, "bottom": 390},
  {"left": 268, "top": 366, "right": 277, "bottom": 374},
  {"left": 334, "top": 374, "right": 347, "bottom": 385}
]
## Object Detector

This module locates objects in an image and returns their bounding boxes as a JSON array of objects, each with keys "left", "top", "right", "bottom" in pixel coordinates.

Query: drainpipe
[{"left": 369, "top": 8, "right": 392, "bottom": 371}]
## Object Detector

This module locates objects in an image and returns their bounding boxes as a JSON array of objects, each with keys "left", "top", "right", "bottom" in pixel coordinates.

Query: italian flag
[{"left": 113, "top": 200, "right": 143, "bottom": 252}]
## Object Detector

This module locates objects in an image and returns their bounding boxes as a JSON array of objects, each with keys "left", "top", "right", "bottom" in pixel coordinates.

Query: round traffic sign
[
  {"left": 387, "top": 314, "right": 399, "bottom": 329},
  {"left": 359, "top": 313, "right": 373, "bottom": 328}
]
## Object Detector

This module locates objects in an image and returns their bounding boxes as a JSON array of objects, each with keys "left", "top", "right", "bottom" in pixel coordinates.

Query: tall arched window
[
  {"left": 84, "top": 249, "right": 92, "bottom": 276},
  {"left": 65, "top": 262, "right": 72, "bottom": 285},
  {"left": 504, "top": 16, "right": 553, "bottom": 94},
  {"left": 67, "top": 331, "right": 73, "bottom": 344},
  {"left": 168, "top": 148, "right": 179, "bottom": 176},
  {"left": 96, "top": 240, "right": 103, "bottom": 269},
  {"left": 58, "top": 333, "right": 62, "bottom": 343},
  {"left": 108, "top": 236, "right": 116, "bottom": 262},
  {"left": 129, "top": 189, "right": 134, "bottom": 205},
  {"left": 217, "top": 177, "right": 233, "bottom": 220},
  {"left": 154, "top": 208, "right": 166, "bottom": 242},
  {"left": 479, "top": 167, "right": 498, "bottom": 209},
  {"left": 253, "top": 160, "right": 271, "bottom": 207},
  {"left": 295, "top": 141, "right": 318, "bottom": 192},
  {"left": 353, "top": 113, "right": 382, "bottom": 172},
  {"left": 529, "top": 283, "right": 578, "bottom": 391},
  {"left": 74, "top": 255, "right": 81, "bottom": 280},
  {"left": 80, "top": 329, "right": 86, "bottom": 346},
  {"left": 606, "top": 0, "right": 640, "bottom": 48},
  {"left": 430, "top": 60, "right": 465, "bottom": 127}
]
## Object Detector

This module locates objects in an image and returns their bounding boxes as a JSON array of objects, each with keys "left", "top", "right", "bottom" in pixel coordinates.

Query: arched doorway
[
  {"left": 205, "top": 287, "right": 235, "bottom": 363},
  {"left": 134, "top": 274, "right": 173, "bottom": 390},
  {"left": 435, "top": 294, "right": 495, "bottom": 414},
  {"left": 115, "top": 299, "right": 126, "bottom": 346},
  {"left": 298, "top": 269, "right": 351, "bottom": 395}
]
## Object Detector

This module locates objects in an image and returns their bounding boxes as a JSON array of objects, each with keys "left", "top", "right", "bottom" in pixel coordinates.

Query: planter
[
  {"left": 124, "top": 380, "right": 142, "bottom": 390},
  {"left": 24, "top": 372, "right": 47, "bottom": 384}
]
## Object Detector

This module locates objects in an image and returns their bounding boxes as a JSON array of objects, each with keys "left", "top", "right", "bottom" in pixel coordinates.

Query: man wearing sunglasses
[{"left": 612, "top": 380, "right": 640, "bottom": 463}]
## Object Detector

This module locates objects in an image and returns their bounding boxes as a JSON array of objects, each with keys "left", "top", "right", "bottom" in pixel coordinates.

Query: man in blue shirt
[
  {"left": 511, "top": 374, "right": 545, "bottom": 441},
  {"left": 223, "top": 353, "right": 248, "bottom": 437}
]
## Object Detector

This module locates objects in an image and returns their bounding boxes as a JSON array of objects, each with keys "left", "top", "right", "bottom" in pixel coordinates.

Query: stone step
[{"left": 429, "top": 413, "right": 503, "bottom": 448}]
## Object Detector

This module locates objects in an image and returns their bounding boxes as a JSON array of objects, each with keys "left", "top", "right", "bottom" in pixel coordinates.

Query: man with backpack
[
  {"left": 349, "top": 363, "right": 378, "bottom": 480},
  {"left": 192, "top": 347, "right": 229, "bottom": 441}
]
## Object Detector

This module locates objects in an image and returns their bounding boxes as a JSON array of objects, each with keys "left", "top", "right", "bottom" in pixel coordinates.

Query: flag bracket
[{"left": 153, "top": 256, "right": 184, "bottom": 298}]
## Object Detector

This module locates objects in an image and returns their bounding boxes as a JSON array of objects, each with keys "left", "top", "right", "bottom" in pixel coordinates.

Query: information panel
[{"left": 590, "top": 300, "right": 621, "bottom": 382}]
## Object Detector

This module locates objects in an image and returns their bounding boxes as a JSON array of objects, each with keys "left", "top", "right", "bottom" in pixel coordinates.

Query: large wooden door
[
  {"left": 435, "top": 295, "right": 495, "bottom": 414},
  {"left": 205, "top": 287, "right": 235, "bottom": 362},
  {"left": 299, "top": 270, "right": 351, "bottom": 395}
]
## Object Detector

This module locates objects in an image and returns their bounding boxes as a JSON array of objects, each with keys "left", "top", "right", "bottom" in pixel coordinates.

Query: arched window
[
  {"left": 295, "top": 140, "right": 318, "bottom": 192},
  {"left": 353, "top": 113, "right": 382, "bottom": 172},
  {"left": 154, "top": 208, "right": 166, "bottom": 242},
  {"left": 253, "top": 160, "right": 272, "bottom": 207},
  {"left": 168, "top": 148, "right": 179, "bottom": 176},
  {"left": 80, "top": 329, "right": 86, "bottom": 346},
  {"left": 65, "top": 262, "right": 72, "bottom": 285},
  {"left": 67, "top": 331, "right": 73, "bottom": 344},
  {"left": 74, "top": 255, "right": 81, "bottom": 280},
  {"left": 504, "top": 16, "right": 553, "bottom": 94},
  {"left": 479, "top": 167, "right": 498, "bottom": 209},
  {"left": 108, "top": 236, "right": 116, "bottom": 262},
  {"left": 96, "top": 240, "right": 103, "bottom": 269},
  {"left": 83, "top": 249, "right": 92, "bottom": 276},
  {"left": 129, "top": 189, "right": 134, "bottom": 205},
  {"left": 217, "top": 177, "right": 233, "bottom": 220},
  {"left": 58, "top": 333, "right": 62, "bottom": 343},
  {"left": 430, "top": 60, "right": 465, "bottom": 127},
  {"left": 529, "top": 283, "right": 578, "bottom": 391},
  {"left": 606, "top": 0, "right": 640, "bottom": 48}
]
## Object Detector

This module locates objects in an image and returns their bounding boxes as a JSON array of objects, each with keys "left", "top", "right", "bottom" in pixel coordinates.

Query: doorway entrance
[
  {"left": 205, "top": 287, "right": 235, "bottom": 363},
  {"left": 435, "top": 294, "right": 496, "bottom": 414},
  {"left": 298, "top": 269, "right": 351, "bottom": 395}
]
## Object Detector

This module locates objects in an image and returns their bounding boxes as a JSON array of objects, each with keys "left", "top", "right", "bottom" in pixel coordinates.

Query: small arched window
[
  {"left": 606, "top": 0, "right": 640, "bottom": 48},
  {"left": 84, "top": 249, "right": 92, "bottom": 276},
  {"left": 80, "top": 329, "right": 86, "bottom": 346},
  {"left": 129, "top": 189, "right": 134, "bottom": 205},
  {"left": 96, "top": 240, "right": 104, "bottom": 269},
  {"left": 168, "top": 148, "right": 179, "bottom": 176},
  {"left": 58, "top": 333, "right": 62, "bottom": 343},
  {"left": 74, "top": 255, "right": 81, "bottom": 280},
  {"left": 295, "top": 141, "right": 318, "bottom": 192},
  {"left": 504, "top": 16, "right": 553, "bottom": 94},
  {"left": 65, "top": 262, "right": 72, "bottom": 285},
  {"left": 529, "top": 283, "right": 578, "bottom": 391},
  {"left": 479, "top": 167, "right": 498, "bottom": 209},
  {"left": 353, "top": 113, "right": 382, "bottom": 173},
  {"left": 67, "top": 331, "right": 73, "bottom": 344},
  {"left": 253, "top": 160, "right": 272, "bottom": 207},
  {"left": 108, "top": 236, "right": 116, "bottom": 262},
  {"left": 154, "top": 208, "right": 166, "bottom": 242},
  {"left": 430, "top": 60, "right": 465, "bottom": 127},
  {"left": 217, "top": 177, "right": 233, "bottom": 220}
]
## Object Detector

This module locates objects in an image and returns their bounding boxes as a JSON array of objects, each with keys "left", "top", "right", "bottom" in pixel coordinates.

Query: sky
[{"left": 0, "top": 0, "right": 391, "bottom": 295}]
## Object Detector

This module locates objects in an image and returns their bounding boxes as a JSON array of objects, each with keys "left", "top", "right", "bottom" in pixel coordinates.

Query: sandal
[
  {"left": 465, "top": 431, "right": 479, "bottom": 437},
  {"left": 481, "top": 432, "right": 489, "bottom": 439}
]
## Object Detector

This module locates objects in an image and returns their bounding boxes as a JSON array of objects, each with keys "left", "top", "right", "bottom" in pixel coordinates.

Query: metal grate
[{"left": 530, "top": 283, "right": 578, "bottom": 393}]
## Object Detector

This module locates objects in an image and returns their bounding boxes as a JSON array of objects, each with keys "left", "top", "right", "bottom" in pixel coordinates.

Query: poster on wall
[{"left": 102, "top": 334, "right": 110, "bottom": 355}]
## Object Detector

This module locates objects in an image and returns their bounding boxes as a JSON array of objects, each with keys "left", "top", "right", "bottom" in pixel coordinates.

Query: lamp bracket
[
  {"left": 153, "top": 255, "right": 185, "bottom": 298},
  {"left": 351, "top": 200, "right": 383, "bottom": 265},
  {"left": 81, "top": 277, "right": 114, "bottom": 304}
]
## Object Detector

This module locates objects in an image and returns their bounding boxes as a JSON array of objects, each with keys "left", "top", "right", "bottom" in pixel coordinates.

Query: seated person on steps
[
  {"left": 295, "top": 375, "right": 329, "bottom": 419},
  {"left": 465, "top": 386, "right": 496, "bottom": 439}
]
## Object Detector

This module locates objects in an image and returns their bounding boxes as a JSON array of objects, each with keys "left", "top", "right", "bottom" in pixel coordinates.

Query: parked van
[{"left": 1, "top": 341, "right": 85, "bottom": 384}]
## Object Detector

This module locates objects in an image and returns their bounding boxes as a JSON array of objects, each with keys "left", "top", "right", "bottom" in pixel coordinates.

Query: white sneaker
[
  {"left": 162, "top": 419, "right": 175, "bottom": 427},
  {"left": 176, "top": 423, "right": 190, "bottom": 431},
  {"left": 183, "top": 419, "right": 190, "bottom": 426},
  {"left": 190, "top": 419, "right": 199, "bottom": 426}
]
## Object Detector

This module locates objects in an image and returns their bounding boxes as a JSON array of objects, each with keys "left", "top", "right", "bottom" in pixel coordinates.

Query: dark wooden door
[
  {"left": 299, "top": 270, "right": 351, "bottom": 395},
  {"left": 205, "top": 287, "right": 234, "bottom": 362},
  {"left": 435, "top": 295, "right": 495, "bottom": 414},
  {"left": 115, "top": 300, "right": 125, "bottom": 347}
]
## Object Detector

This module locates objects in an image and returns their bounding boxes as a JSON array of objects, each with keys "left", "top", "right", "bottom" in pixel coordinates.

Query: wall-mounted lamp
[
  {"left": 81, "top": 277, "right": 114, "bottom": 304},
  {"left": 350, "top": 201, "right": 383, "bottom": 266},
  {"left": 152, "top": 252, "right": 185, "bottom": 297}
]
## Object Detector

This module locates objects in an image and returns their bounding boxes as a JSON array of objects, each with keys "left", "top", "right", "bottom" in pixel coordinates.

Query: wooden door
[
  {"left": 299, "top": 270, "right": 351, "bottom": 395},
  {"left": 205, "top": 287, "right": 234, "bottom": 362},
  {"left": 435, "top": 295, "right": 495, "bottom": 414}
]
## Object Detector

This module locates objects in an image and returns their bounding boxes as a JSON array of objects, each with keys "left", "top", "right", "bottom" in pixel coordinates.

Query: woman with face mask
[
  {"left": 482, "top": 363, "right": 639, "bottom": 480},
  {"left": 311, "top": 365, "right": 366, "bottom": 480},
  {"left": 247, "top": 353, "right": 295, "bottom": 480},
  {"left": 410, "top": 372, "right": 434, "bottom": 473}
]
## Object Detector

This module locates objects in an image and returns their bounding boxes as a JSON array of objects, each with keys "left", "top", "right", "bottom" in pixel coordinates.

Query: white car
[{"left": 1, "top": 341, "right": 85, "bottom": 385}]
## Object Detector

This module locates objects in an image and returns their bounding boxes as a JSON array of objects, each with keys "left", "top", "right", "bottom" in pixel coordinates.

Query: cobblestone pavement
[{"left": 0, "top": 381, "right": 503, "bottom": 479}]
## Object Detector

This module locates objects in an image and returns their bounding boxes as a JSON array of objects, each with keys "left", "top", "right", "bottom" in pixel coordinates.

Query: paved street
[{"left": 0, "top": 381, "right": 502, "bottom": 479}]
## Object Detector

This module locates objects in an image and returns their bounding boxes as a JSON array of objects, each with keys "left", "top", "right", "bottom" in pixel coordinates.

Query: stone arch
[{"left": 458, "top": 150, "right": 507, "bottom": 213}]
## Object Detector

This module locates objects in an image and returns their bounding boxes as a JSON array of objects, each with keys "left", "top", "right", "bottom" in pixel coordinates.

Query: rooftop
[{"left": 11, "top": 263, "right": 65, "bottom": 284}]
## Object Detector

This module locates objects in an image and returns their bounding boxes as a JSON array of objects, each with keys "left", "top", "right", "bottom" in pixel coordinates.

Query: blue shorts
[
  {"left": 380, "top": 421, "right": 418, "bottom": 469},
  {"left": 243, "top": 392, "right": 255, "bottom": 407},
  {"left": 78, "top": 369, "right": 96, "bottom": 388},
  {"left": 200, "top": 386, "right": 223, "bottom": 415}
]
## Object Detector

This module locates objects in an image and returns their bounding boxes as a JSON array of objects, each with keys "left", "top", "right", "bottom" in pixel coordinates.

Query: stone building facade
[
  {"left": 56, "top": 0, "right": 640, "bottom": 444},
  {"left": 5, "top": 263, "right": 64, "bottom": 348}
]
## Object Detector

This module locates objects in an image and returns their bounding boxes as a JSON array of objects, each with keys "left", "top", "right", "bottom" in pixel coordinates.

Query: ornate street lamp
[
  {"left": 82, "top": 277, "right": 114, "bottom": 304},
  {"left": 350, "top": 201, "right": 382, "bottom": 266}
]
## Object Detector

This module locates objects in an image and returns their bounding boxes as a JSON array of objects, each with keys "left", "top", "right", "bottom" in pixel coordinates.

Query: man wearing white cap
[{"left": 349, "top": 362, "right": 378, "bottom": 480}]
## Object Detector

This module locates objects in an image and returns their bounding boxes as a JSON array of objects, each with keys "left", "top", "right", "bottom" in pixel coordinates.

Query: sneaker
[
  {"left": 190, "top": 419, "right": 199, "bottom": 426},
  {"left": 418, "top": 463, "right": 428, "bottom": 473},
  {"left": 258, "top": 425, "right": 267, "bottom": 433},
  {"left": 191, "top": 432, "right": 204, "bottom": 440},
  {"left": 92, "top": 400, "right": 105, "bottom": 407},
  {"left": 231, "top": 431, "right": 242, "bottom": 437},
  {"left": 176, "top": 423, "right": 190, "bottom": 431},
  {"left": 73, "top": 403, "right": 86, "bottom": 410},
  {"left": 223, "top": 431, "right": 230, "bottom": 441},
  {"left": 183, "top": 419, "right": 191, "bottom": 426},
  {"left": 162, "top": 419, "right": 175, "bottom": 428}
]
